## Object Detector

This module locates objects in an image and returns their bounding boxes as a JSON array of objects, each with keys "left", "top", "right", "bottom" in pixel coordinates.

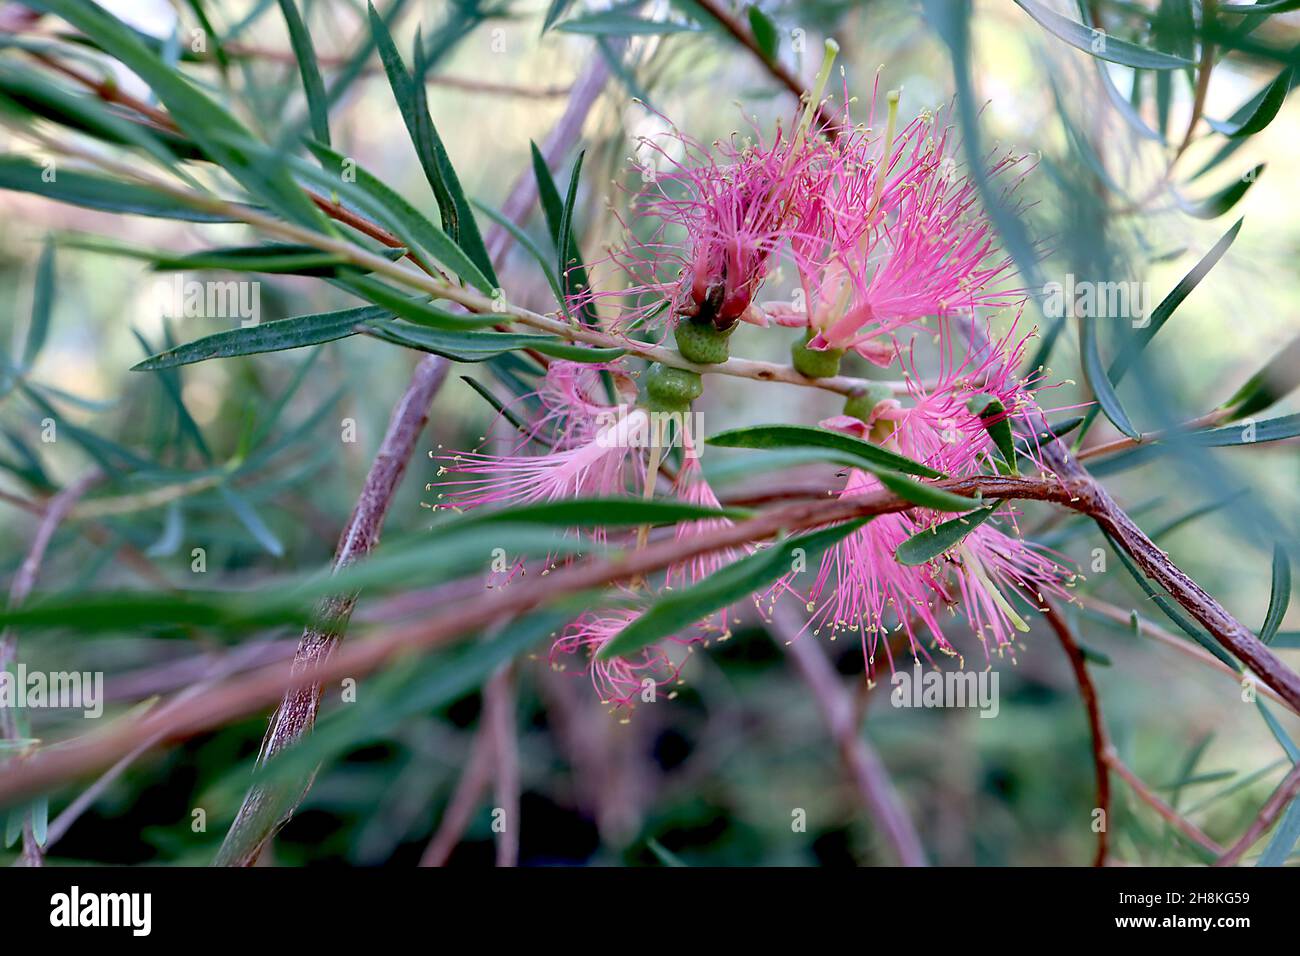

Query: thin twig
[
  {"left": 1213, "top": 761, "right": 1300, "bottom": 867},
  {"left": 1076, "top": 594, "right": 1295, "bottom": 713},
  {"left": 1039, "top": 599, "right": 1110, "bottom": 867},
  {"left": 1105, "top": 750, "right": 1225, "bottom": 857},
  {"left": 771, "top": 603, "right": 927, "bottom": 866},
  {"left": 419, "top": 722, "right": 495, "bottom": 866},
  {"left": 216, "top": 356, "right": 450, "bottom": 866},
  {"left": 1076, "top": 409, "right": 1231, "bottom": 462},
  {"left": 485, "top": 664, "right": 519, "bottom": 867},
  {"left": 0, "top": 477, "right": 1078, "bottom": 805},
  {"left": 692, "top": 0, "right": 835, "bottom": 135}
]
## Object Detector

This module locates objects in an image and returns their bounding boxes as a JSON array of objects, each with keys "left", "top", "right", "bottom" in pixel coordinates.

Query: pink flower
[
  {"left": 769, "top": 101, "right": 1026, "bottom": 362},
  {"left": 828, "top": 317, "right": 1064, "bottom": 476},
  {"left": 941, "top": 520, "right": 1073, "bottom": 662},
  {"left": 771, "top": 467, "right": 952, "bottom": 672},
  {"left": 596, "top": 110, "right": 834, "bottom": 334},
  {"left": 549, "top": 605, "right": 700, "bottom": 709},
  {"left": 435, "top": 361, "right": 645, "bottom": 510}
]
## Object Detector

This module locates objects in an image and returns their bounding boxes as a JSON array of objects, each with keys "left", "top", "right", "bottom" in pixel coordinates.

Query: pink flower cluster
[{"left": 436, "top": 87, "right": 1070, "bottom": 711}]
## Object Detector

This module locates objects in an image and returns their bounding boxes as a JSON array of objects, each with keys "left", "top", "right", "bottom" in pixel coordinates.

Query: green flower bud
[
  {"left": 643, "top": 362, "right": 703, "bottom": 412},
  {"left": 791, "top": 329, "right": 844, "bottom": 378},
  {"left": 674, "top": 317, "right": 735, "bottom": 365}
]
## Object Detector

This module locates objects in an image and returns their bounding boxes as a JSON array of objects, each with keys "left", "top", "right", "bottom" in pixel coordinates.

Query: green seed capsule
[
  {"left": 791, "top": 330, "right": 844, "bottom": 378},
  {"left": 674, "top": 317, "right": 735, "bottom": 365},
  {"left": 643, "top": 362, "right": 703, "bottom": 411}
]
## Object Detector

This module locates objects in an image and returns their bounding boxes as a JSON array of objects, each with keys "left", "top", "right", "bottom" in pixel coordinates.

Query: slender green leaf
[
  {"left": 747, "top": 6, "right": 779, "bottom": 61},
  {"left": 1208, "top": 68, "right": 1293, "bottom": 138},
  {"left": 1013, "top": 0, "right": 1193, "bottom": 69},
  {"left": 276, "top": 0, "right": 331, "bottom": 146},
  {"left": 303, "top": 141, "right": 493, "bottom": 293},
  {"left": 1221, "top": 334, "right": 1300, "bottom": 420},
  {"left": 1261, "top": 543, "right": 1291, "bottom": 645},
  {"left": 967, "top": 394, "right": 1019, "bottom": 474},
  {"left": 896, "top": 506, "right": 999, "bottom": 566},
  {"left": 1080, "top": 314, "right": 1140, "bottom": 439},
  {"left": 22, "top": 240, "right": 54, "bottom": 369},
  {"left": 706, "top": 424, "right": 943, "bottom": 479},
  {"left": 132, "top": 305, "right": 387, "bottom": 370},
  {"left": 599, "top": 521, "right": 869, "bottom": 659},
  {"left": 0, "top": 155, "right": 236, "bottom": 222},
  {"left": 367, "top": 321, "right": 624, "bottom": 363},
  {"left": 1178, "top": 165, "right": 1264, "bottom": 219}
]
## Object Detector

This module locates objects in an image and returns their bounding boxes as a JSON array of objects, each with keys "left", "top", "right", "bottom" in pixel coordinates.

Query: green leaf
[
  {"left": 747, "top": 6, "right": 779, "bottom": 61},
  {"left": 472, "top": 198, "right": 566, "bottom": 305},
  {"left": 0, "top": 155, "right": 236, "bottom": 222},
  {"left": 1013, "top": 0, "right": 1193, "bottom": 69},
  {"left": 1220, "top": 334, "right": 1300, "bottom": 421},
  {"left": 542, "top": 0, "right": 578, "bottom": 33},
  {"left": 39, "top": 0, "right": 327, "bottom": 229},
  {"left": 531, "top": 143, "right": 597, "bottom": 325},
  {"left": 367, "top": 321, "right": 624, "bottom": 363},
  {"left": 1189, "top": 412, "right": 1300, "bottom": 446},
  {"left": 705, "top": 424, "right": 943, "bottom": 479},
  {"left": 367, "top": 4, "right": 497, "bottom": 286},
  {"left": 459, "top": 375, "right": 527, "bottom": 431},
  {"left": 183, "top": 0, "right": 230, "bottom": 74},
  {"left": 1079, "top": 219, "right": 1242, "bottom": 439},
  {"left": 556, "top": 150, "right": 591, "bottom": 306},
  {"left": 1080, "top": 314, "right": 1140, "bottom": 439},
  {"left": 1261, "top": 543, "right": 1291, "bottom": 645},
  {"left": 339, "top": 276, "right": 500, "bottom": 330},
  {"left": 1207, "top": 68, "right": 1293, "bottom": 138},
  {"left": 1177, "top": 165, "right": 1264, "bottom": 219},
  {"left": 598, "top": 520, "right": 869, "bottom": 660},
  {"left": 219, "top": 485, "right": 283, "bottom": 556},
  {"left": 435, "top": 497, "right": 744, "bottom": 532},
  {"left": 874, "top": 470, "right": 983, "bottom": 512},
  {"left": 1258, "top": 797, "right": 1300, "bottom": 867},
  {"left": 967, "top": 394, "right": 1018, "bottom": 475},
  {"left": 22, "top": 239, "right": 54, "bottom": 369},
  {"left": 895, "top": 506, "right": 999, "bottom": 566},
  {"left": 276, "top": 0, "right": 331, "bottom": 146},
  {"left": 302, "top": 141, "right": 493, "bottom": 293},
  {"left": 152, "top": 242, "right": 393, "bottom": 276},
  {"left": 0, "top": 62, "right": 194, "bottom": 179},
  {"left": 132, "top": 305, "right": 387, "bottom": 370}
]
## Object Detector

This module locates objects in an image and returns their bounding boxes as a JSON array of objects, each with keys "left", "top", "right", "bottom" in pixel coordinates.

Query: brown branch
[
  {"left": 215, "top": 355, "right": 450, "bottom": 866},
  {"left": 1105, "top": 751, "right": 1225, "bottom": 857},
  {"left": 1078, "top": 595, "right": 1295, "bottom": 713},
  {"left": 485, "top": 664, "right": 520, "bottom": 867},
  {"left": 1213, "top": 761, "right": 1300, "bottom": 867},
  {"left": 0, "top": 477, "right": 1071, "bottom": 807},
  {"left": 1039, "top": 599, "right": 1110, "bottom": 867},
  {"left": 0, "top": 469, "right": 102, "bottom": 867},
  {"left": 691, "top": 0, "right": 835, "bottom": 135},
  {"left": 771, "top": 603, "right": 927, "bottom": 866},
  {"left": 418, "top": 722, "right": 495, "bottom": 867},
  {"left": 1173, "top": 0, "right": 1217, "bottom": 163},
  {"left": 1076, "top": 409, "right": 1230, "bottom": 462},
  {"left": 958, "top": 316, "right": 1300, "bottom": 715}
]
